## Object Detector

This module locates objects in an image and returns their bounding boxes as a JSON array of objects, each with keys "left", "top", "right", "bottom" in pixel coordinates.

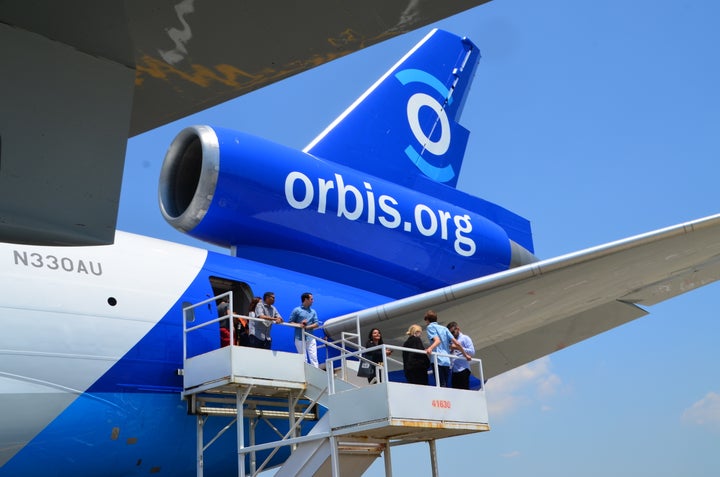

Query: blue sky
[{"left": 120, "top": 0, "right": 720, "bottom": 475}]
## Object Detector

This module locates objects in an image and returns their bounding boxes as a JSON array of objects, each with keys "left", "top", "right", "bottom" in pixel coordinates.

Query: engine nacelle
[{"left": 159, "top": 126, "right": 534, "bottom": 291}]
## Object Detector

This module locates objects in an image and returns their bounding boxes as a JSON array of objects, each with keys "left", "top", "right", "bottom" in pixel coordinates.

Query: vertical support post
[
  {"left": 383, "top": 440, "right": 393, "bottom": 477},
  {"left": 428, "top": 440, "right": 439, "bottom": 477},
  {"left": 301, "top": 334, "right": 307, "bottom": 364},
  {"left": 288, "top": 394, "right": 297, "bottom": 449},
  {"left": 196, "top": 415, "right": 204, "bottom": 477},
  {"left": 237, "top": 390, "right": 245, "bottom": 477},
  {"left": 327, "top": 360, "right": 335, "bottom": 395},
  {"left": 228, "top": 290, "right": 235, "bottom": 348},
  {"left": 329, "top": 435, "right": 340, "bottom": 477},
  {"left": 249, "top": 417, "right": 257, "bottom": 475},
  {"left": 182, "top": 307, "right": 189, "bottom": 363}
]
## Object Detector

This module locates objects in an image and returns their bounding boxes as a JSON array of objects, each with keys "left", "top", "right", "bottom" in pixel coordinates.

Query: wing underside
[
  {"left": 0, "top": 0, "right": 492, "bottom": 246},
  {"left": 324, "top": 214, "right": 720, "bottom": 379}
]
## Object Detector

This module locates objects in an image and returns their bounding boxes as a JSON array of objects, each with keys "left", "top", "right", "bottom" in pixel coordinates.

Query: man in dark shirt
[{"left": 249, "top": 291, "right": 282, "bottom": 349}]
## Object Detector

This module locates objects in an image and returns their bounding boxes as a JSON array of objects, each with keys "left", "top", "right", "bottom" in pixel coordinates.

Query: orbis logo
[
  {"left": 395, "top": 69, "right": 456, "bottom": 184},
  {"left": 284, "top": 171, "right": 476, "bottom": 257}
]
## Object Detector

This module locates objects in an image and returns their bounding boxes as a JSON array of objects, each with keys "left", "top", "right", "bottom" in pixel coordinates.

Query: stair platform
[
  {"left": 328, "top": 380, "right": 489, "bottom": 442},
  {"left": 182, "top": 345, "right": 307, "bottom": 398},
  {"left": 180, "top": 316, "right": 491, "bottom": 476}
]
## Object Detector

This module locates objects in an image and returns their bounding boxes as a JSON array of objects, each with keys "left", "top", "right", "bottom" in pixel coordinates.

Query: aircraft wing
[
  {"left": 323, "top": 214, "right": 720, "bottom": 379},
  {"left": 0, "top": 0, "right": 491, "bottom": 246}
]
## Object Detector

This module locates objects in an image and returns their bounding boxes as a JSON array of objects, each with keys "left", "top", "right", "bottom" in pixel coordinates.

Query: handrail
[
  {"left": 183, "top": 290, "right": 234, "bottom": 360},
  {"left": 294, "top": 325, "right": 363, "bottom": 371},
  {"left": 182, "top": 291, "right": 315, "bottom": 359},
  {"left": 325, "top": 342, "right": 484, "bottom": 393},
  {"left": 320, "top": 306, "right": 485, "bottom": 389},
  {"left": 183, "top": 293, "right": 484, "bottom": 388}
]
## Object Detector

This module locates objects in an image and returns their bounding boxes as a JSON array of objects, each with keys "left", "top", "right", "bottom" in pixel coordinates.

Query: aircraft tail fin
[{"left": 304, "top": 29, "right": 480, "bottom": 189}]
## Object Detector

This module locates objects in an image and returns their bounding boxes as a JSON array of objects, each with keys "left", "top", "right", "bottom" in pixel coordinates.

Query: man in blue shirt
[
  {"left": 288, "top": 292, "right": 320, "bottom": 367},
  {"left": 424, "top": 310, "right": 470, "bottom": 387},
  {"left": 447, "top": 321, "right": 475, "bottom": 389}
]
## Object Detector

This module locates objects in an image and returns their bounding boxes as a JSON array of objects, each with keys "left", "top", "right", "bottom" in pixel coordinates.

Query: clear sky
[{"left": 119, "top": 0, "right": 720, "bottom": 475}]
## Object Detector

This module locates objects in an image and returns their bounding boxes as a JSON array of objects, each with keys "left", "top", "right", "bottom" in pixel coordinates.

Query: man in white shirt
[{"left": 447, "top": 321, "right": 475, "bottom": 389}]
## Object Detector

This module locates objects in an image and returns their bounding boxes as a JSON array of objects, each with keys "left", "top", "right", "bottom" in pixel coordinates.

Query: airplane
[
  {"left": 2, "top": 26, "right": 720, "bottom": 477},
  {"left": 0, "top": 0, "right": 492, "bottom": 247}
]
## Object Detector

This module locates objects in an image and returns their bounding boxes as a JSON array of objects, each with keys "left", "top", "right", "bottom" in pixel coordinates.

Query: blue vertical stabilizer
[{"left": 304, "top": 29, "right": 480, "bottom": 189}]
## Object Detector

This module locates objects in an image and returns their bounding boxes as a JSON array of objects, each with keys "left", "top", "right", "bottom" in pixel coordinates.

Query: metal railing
[
  {"left": 324, "top": 342, "right": 484, "bottom": 394},
  {"left": 182, "top": 292, "right": 484, "bottom": 391}
]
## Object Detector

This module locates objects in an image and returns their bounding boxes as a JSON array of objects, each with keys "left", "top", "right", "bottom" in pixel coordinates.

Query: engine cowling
[{"left": 159, "top": 125, "right": 535, "bottom": 292}]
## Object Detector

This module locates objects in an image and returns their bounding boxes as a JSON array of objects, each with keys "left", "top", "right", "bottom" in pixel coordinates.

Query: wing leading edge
[{"left": 323, "top": 214, "right": 720, "bottom": 379}]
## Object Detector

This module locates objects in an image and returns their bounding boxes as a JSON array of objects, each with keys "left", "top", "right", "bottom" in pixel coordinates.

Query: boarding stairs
[{"left": 181, "top": 294, "right": 490, "bottom": 477}]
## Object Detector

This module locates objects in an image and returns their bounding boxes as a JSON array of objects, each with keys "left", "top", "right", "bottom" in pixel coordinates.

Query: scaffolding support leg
[
  {"left": 329, "top": 435, "right": 340, "bottom": 477},
  {"left": 235, "top": 387, "right": 251, "bottom": 477},
  {"left": 383, "top": 440, "right": 393, "bottom": 477},
  {"left": 237, "top": 390, "right": 245, "bottom": 477},
  {"left": 249, "top": 417, "right": 257, "bottom": 475},
  {"left": 196, "top": 414, "right": 204, "bottom": 477},
  {"left": 288, "top": 394, "right": 297, "bottom": 449},
  {"left": 428, "top": 440, "right": 439, "bottom": 477}
]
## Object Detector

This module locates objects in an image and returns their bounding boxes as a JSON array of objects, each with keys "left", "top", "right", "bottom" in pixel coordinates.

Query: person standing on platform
[
  {"left": 250, "top": 292, "right": 282, "bottom": 349},
  {"left": 402, "top": 324, "right": 430, "bottom": 385},
  {"left": 288, "top": 292, "right": 320, "bottom": 367},
  {"left": 423, "top": 310, "right": 470, "bottom": 387},
  {"left": 447, "top": 321, "right": 475, "bottom": 389},
  {"left": 236, "top": 297, "right": 259, "bottom": 346},
  {"left": 363, "top": 328, "right": 392, "bottom": 383}
]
